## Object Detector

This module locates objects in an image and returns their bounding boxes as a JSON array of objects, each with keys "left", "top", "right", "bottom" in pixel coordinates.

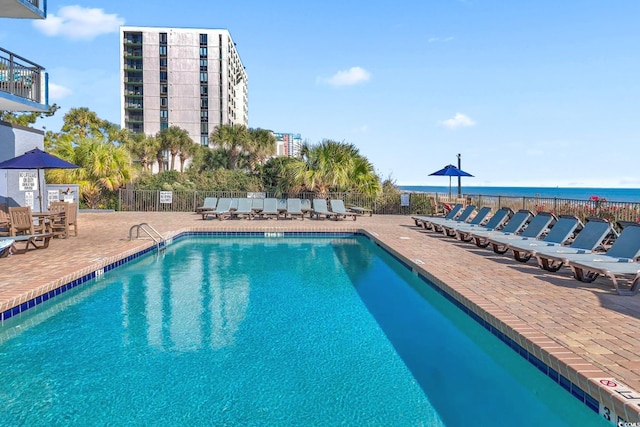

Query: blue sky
[{"left": 2, "top": 0, "right": 639, "bottom": 188}]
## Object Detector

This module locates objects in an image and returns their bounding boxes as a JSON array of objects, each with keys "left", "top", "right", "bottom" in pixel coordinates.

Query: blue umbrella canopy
[
  {"left": 0, "top": 147, "right": 78, "bottom": 170},
  {"left": 0, "top": 148, "right": 78, "bottom": 211},
  {"left": 429, "top": 164, "right": 474, "bottom": 197}
]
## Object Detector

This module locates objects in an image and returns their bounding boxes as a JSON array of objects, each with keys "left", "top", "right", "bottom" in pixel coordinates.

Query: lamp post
[{"left": 457, "top": 153, "right": 462, "bottom": 197}]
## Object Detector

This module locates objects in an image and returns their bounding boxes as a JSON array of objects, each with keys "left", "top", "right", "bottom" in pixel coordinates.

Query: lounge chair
[
  {"left": 0, "top": 238, "right": 14, "bottom": 257},
  {"left": 277, "top": 199, "right": 287, "bottom": 214},
  {"left": 504, "top": 215, "right": 581, "bottom": 262},
  {"left": 329, "top": 199, "right": 360, "bottom": 221},
  {"left": 196, "top": 197, "right": 217, "bottom": 213},
  {"left": 259, "top": 198, "right": 280, "bottom": 220},
  {"left": 232, "top": 198, "right": 254, "bottom": 220},
  {"left": 312, "top": 199, "right": 337, "bottom": 220},
  {"left": 423, "top": 205, "right": 477, "bottom": 233},
  {"left": 560, "top": 225, "right": 640, "bottom": 294},
  {"left": 467, "top": 209, "right": 533, "bottom": 248},
  {"left": 285, "top": 198, "right": 304, "bottom": 220},
  {"left": 201, "top": 197, "right": 233, "bottom": 220},
  {"left": 301, "top": 199, "right": 312, "bottom": 218},
  {"left": 251, "top": 198, "right": 264, "bottom": 213},
  {"left": 453, "top": 207, "right": 513, "bottom": 242},
  {"left": 440, "top": 206, "right": 492, "bottom": 237},
  {"left": 485, "top": 212, "right": 556, "bottom": 254},
  {"left": 533, "top": 218, "right": 614, "bottom": 272},
  {"left": 412, "top": 204, "right": 464, "bottom": 230},
  {"left": 348, "top": 205, "right": 373, "bottom": 216},
  {"left": 4, "top": 233, "right": 53, "bottom": 253}
]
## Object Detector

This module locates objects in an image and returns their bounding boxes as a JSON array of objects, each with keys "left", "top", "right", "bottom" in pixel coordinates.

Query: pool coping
[{"left": 1, "top": 227, "right": 636, "bottom": 424}]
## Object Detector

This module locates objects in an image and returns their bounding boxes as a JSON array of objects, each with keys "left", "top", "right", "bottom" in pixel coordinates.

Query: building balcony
[
  {"left": 0, "top": 0, "right": 46, "bottom": 19},
  {"left": 0, "top": 47, "right": 49, "bottom": 112}
]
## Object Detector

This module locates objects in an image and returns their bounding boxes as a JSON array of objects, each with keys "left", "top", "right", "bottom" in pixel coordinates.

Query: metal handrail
[{"left": 128, "top": 223, "right": 165, "bottom": 250}]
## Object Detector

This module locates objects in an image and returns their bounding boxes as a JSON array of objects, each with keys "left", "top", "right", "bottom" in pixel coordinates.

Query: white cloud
[
  {"left": 352, "top": 125, "right": 368, "bottom": 133},
  {"left": 440, "top": 112, "right": 476, "bottom": 129},
  {"left": 322, "top": 67, "right": 371, "bottom": 86},
  {"left": 33, "top": 6, "right": 124, "bottom": 40},
  {"left": 48, "top": 82, "right": 72, "bottom": 100},
  {"left": 428, "top": 36, "right": 454, "bottom": 43}
]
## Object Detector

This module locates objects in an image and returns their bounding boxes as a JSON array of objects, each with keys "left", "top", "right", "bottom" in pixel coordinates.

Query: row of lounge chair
[
  {"left": 412, "top": 204, "right": 640, "bottom": 296},
  {"left": 198, "top": 197, "right": 361, "bottom": 221}
]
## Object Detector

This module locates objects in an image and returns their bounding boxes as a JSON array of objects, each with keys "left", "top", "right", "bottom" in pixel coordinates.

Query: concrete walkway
[{"left": 1, "top": 211, "right": 639, "bottom": 422}]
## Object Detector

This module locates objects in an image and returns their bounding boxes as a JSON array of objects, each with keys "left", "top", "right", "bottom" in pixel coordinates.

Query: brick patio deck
[{"left": 1, "top": 211, "right": 639, "bottom": 423}]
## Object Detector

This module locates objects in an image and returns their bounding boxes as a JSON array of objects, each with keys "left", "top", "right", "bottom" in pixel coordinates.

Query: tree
[
  {"left": 277, "top": 140, "right": 381, "bottom": 197},
  {"left": 60, "top": 107, "right": 102, "bottom": 139},
  {"left": 247, "top": 128, "right": 276, "bottom": 172},
  {"left": 178, "top": 139, "right": 198, "bottom": 173},
  {"left": 157, "top": 126, "right": 193, "bottom": 171},
  {"left": 124, "top": 133, "right": 160, "bottom": 171},
  {"left": 0, "top": 104, "right": 59, "bottom": 127},
  {"left": 209, "top": 124, "right": 250, "bottom": 170}
]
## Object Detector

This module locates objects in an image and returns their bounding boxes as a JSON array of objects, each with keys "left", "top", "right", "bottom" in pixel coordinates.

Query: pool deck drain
[{"left": 1, "top": 211, "right": 640, "bottom": 423}]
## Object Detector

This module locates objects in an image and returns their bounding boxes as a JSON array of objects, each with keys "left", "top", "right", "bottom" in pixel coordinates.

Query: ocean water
[{"left": 400, "top": 185, "right": 640, "bottom": 203}]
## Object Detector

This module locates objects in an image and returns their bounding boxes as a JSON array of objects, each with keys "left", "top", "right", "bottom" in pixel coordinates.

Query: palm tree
[
  {"left": 247, "top": 128, "right": 276, "bottom": 172},
  {"left": 61, "top": 107, "right": 102, "bottom": 139},
  {"left": 124, "top": 133, "right": 160, "bottom": 171},
  {"left": 178, "top": 139, "right": 198, "bottom": 173},
  {"left": 279, "top": 140, "right": 380, "bottom": 197},
  {"left": 157, "top": 126, "right": 193, "bottom": 171},
  {"left": 210, "top": 124, "right": 250, "bottom": 170}
]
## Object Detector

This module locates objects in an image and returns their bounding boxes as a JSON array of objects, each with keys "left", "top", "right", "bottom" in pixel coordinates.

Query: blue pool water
[{"left": 0, "top": 236, "right": 607, "bottom": 426}]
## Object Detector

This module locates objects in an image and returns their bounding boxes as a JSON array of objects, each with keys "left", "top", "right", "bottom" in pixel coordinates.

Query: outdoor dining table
[{"left": 32, "top": 211, "right": 64, "bottom": 234}]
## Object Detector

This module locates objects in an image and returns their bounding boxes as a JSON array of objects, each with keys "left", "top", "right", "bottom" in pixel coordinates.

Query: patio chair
[
  {"left": 301, "top": 199, "right": 312, "bottom": 218},
  {"left": 453, "top": 207, "right": 513, "bottom": 242},
  {"left": 485, "top": 212, "right": 556, "bottom": 254},
  {"left": 201, "top": 197, "right": 233, "bottom": 220},
  {"left": 312, "top": 199, "right": 338, "bottom": 220},
  {"left": 259, "top": 198, "right": 280, "bottom": 220},
  {"left": 533, "top": 218, "right": 614, "bottom": 272},
  {"left": 49, "top": 201, "right": 78, "bottom": 238},
  {"left": 0, "top": 210, "right": 10, "bottom": 237},
  {"left": 7, "top": 206, "right": 53, "bottom": 251},
  {"left": 504, "top": 215, "right": 581, "bottom": 262},
  {"left": 440, "top": 206, "right": 492, "bottom": 237},
  {"left": 420, "top": 205, "right": 476, "bottom": 233},
  {"left": 560, "top": 225, "right": 640, "bottom": 289},
  {"left": 251, "top": 198, "right": 264, "bottom": 213},
  {"left": 329, "top": 199, "right": 360, "bottom": 221},
  {"left": 467, "top": 209, "right": 533, "bottom": 248},
  {"left": 196, "top": 197, "right": 217, "bottom": 213},
  {"left": 412, "top": 203, "right": 463, "bottom": 229},
  {"left": 232, "top": 198, "right": 254, "bottom": 220},
  {"left": 285, "top": 199, "right": 304, "bottom": 220}
]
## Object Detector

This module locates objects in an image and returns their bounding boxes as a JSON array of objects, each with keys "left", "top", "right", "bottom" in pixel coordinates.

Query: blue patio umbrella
[
  {"left": 0, "top": 147, "right": 79, "bottom": 211},
  {"left": 429, "top": 164, "right": 474, "bottom": 197}
]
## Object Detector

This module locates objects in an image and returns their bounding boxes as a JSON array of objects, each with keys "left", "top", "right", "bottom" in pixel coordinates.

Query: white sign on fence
[
  {"left": 48, "top": 190, "right": 60, "bottom": 206},
  {"left": 401, "top": 193, "right": 410, "bottom": 207},
  {"left": 159, "top": 191, "right": 173, "bottom": 204},
  {"left": 19, "top": 171, "right": 38, "bottom": 191},
  {"left": 24, "top": 191, "right": 34, "bottom": 209}
]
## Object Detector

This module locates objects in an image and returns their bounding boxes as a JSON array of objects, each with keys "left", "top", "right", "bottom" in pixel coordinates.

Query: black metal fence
[{"left": 117, "top": 189, "right": 640, "bottom": 224}]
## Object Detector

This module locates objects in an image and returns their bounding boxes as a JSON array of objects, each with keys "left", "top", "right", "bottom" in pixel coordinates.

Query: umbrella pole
[
  {"left": 37, "top": 168, "right": 43, "bottom": 212},
  {"left": 448, "top": 177, "right": 452, "bottom": 198}
]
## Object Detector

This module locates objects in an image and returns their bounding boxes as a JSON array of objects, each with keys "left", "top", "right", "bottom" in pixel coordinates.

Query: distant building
[
  {"left": 119, "top": 26, "right": 248, "bottom": 171},
  {"left": 273, "top": 132, "right": 303, "bottom": 158}
]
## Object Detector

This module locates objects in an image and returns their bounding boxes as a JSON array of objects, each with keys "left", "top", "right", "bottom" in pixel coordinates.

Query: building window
[
  {"left": 161, "top": 97, "right": 168, "bottom": 107},
  {"left": 160, "top": 84, "right": 168, "bottom": 94},
  {"left": 160, "top": 122, "right": 168, "bottom": 130},
  {"left": 199, "top": 47, "right": 207, "bottom": 57},
  {"left": 201, "top": 123, "right": 208, "bottom": 134},
  {"left": 200, "top": 135, "right": 209, "bottom": 146},
  {"left": 201, "top": 110, "right": 208, "bottom": 122},
  {"left": 200, "top": 58, "right": 207, "bottom": 72},
  {"left": 200, "top": 98, "right": 208, "bottom": 108},
  {"left": 160, "top": 71, "right": 167, "bottom": 81},
  {"left": 199, "top": 33, "right": 207, "bottom": 45},
  {"left": 160, "top": 58, "right": 167, "bottom": 68},
  {"left": 159, "top": 46, "right": 167, "bottom": 56},
  {"left": 159, "top": 33, "right": 167, "bottom": 44},
  {"left": 200, "top": 72, "right": 208, "bottom": 83},
  {"left": 160, "top": 110, "right": 168, "bottom": 119},
  {"left": 200, "top": 85, "right": 208, "bottom": 96}
]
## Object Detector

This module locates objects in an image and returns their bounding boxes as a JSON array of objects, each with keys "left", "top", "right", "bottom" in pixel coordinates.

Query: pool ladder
[{"left": 129, "top": 223, "right": 166, "bottom": 251}]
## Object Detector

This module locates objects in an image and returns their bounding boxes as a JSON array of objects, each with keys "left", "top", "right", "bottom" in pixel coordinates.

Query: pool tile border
[{"left": 0, "top": 229, "right": 634, "bottom": 423}]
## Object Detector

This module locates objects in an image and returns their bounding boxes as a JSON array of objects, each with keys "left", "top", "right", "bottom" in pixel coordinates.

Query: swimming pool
[{"left": 0, "top": 235, "right": 607, "bottom": 426}]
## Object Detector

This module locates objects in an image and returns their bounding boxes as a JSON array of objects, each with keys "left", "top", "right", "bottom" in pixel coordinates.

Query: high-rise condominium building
[{"left": 119, "top": 26, "right": 248, "bottom": 152}]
